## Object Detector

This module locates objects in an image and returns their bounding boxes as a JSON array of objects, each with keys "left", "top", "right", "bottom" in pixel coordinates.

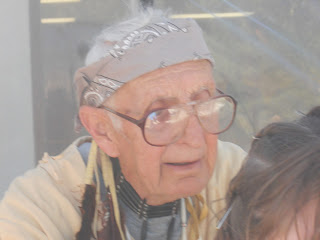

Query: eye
[
  {"left": 145, "top": 109, "right": 171, "bottom": 130},
  {"left": 149, "top": 109, "right": 171, "bottom": 123},
  {"left": 198, "top": 98, "right": 225, "bottom": 114}
]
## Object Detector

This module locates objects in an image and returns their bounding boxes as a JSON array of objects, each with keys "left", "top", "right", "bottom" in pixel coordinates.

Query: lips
[
  {"left": 164, "top": 159, "right": 201, "bottom": 168},
  {"left": 163, "top": 159, "right": 202, "bottom": 176},
  {"left": 167, "top": 162, "right": 195, "bottom": 166}
]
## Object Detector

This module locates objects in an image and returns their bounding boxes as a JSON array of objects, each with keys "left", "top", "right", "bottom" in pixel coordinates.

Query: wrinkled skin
[{"left": 81, "top": 60, "right": 218, "bottom": 205}]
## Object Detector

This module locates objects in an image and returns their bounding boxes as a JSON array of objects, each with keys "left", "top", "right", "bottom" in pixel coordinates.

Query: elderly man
[{"left": 0, "top": 10, "right": 245, "bottom": 240}]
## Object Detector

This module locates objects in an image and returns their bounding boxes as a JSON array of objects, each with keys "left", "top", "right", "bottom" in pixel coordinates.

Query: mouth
[
  {"left": 166, "top": 162, "right": 195, "bottom": 166},
  {"left": 164, "top": 160, "right": 201, "bottom": 169}
]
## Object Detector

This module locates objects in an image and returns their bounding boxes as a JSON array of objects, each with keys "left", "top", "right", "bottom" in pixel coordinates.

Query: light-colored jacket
[{"left": 0, "top": 137, "right": 245, "bottom": 239}]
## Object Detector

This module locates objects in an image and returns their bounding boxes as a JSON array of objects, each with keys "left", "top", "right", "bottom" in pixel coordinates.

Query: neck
[{"left": 116, "top": 173, "right": 179, "bottom": 218}]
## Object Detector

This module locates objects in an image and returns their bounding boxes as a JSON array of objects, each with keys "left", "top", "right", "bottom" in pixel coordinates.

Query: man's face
[{"left": 109, "top": 60, "right": 218, "bottom": 205}]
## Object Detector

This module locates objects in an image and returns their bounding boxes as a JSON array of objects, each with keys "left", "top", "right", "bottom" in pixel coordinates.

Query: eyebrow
[
  {"left": 121, "top": 97, "right": 176, "bottom": 118},
  {"left": 143, "top": 88, "right": 212, "bottom": 114},
  {"left": 144, "top": 97, "right": 178, "bottom": 115},
  {"left": 190, "top": 87, "right": 211, "bottom": 100}
]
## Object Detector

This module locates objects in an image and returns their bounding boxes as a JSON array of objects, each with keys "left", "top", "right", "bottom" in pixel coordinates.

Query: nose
[{"left": 178, "top": 113, "right": 206, "bottom": 147}]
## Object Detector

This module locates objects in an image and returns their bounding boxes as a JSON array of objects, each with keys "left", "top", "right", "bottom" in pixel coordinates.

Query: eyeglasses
[{"left": 99, "top": 89, "right": 237, "bottom": 146}]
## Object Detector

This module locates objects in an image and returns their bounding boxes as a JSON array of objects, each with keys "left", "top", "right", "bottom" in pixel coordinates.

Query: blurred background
[{"left": 1, "top": 0, "right": 319, "bottom": 196}]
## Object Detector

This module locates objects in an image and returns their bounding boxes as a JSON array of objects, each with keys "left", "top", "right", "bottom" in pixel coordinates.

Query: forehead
[{"left": 112, "top": 60, "right": 215, "bottom": 113}]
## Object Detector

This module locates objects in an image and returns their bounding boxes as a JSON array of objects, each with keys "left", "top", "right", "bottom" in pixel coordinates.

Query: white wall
[{"left": 0, "top": 1, "right": 35, "bottom": 197}]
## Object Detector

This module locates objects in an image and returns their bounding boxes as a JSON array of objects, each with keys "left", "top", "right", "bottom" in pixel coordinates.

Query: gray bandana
[{"left": 74, "top": 18, "right": 215, "bottom": 107}]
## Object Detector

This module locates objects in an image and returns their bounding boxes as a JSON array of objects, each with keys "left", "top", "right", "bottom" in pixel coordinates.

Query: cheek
[
  {"left": 120, "top": 144, "right": 168, "bottom": 201},
  {"left": 206, "top": 134, "right": 218, "bottom": 171},
  {"left": 117, "top": 124, "right": 166, "bottom": 183}
]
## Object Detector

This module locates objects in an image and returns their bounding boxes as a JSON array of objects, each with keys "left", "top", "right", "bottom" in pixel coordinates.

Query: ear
[{"left": 79, "top": 105, "right": 120, "bottom": 157}]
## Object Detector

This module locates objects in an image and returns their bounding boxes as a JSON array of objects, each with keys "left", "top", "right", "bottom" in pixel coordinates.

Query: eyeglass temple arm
[
  {"left": 216, "top": 88, "right": 224, "bottom": 95},
  {"left": 100, "top": 106, "right": 144, "bottom": 126}
]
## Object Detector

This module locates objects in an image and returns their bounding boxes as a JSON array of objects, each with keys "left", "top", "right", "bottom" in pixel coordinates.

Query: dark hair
[
  {"left": 296, "top": 106, "right": 320, "bottom": 136},
  {"left": 216, "top": 106, "right": 320, "bottom": 240},
  {"left": 76, "top": 184, "right": 97, "bottom": 240},
  {"left": 76, "top": 158, "right": 123, "bottom": 240}
]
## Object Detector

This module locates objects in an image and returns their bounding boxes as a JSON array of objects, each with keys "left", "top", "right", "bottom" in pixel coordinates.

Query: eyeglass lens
[{"left": 144, "top": 96, "right": 235, "bottom": 145}]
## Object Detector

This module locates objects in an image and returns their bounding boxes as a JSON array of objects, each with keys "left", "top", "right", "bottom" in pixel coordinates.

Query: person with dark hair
[
  {"left": 215, "top": 106, "right": 320, "bottom": 240},
  {"left": 0, "top": 9, "right": 245, "bottom": 240},
  {"left": 296, "top": 106, "right": 320, "bottom": 136}
]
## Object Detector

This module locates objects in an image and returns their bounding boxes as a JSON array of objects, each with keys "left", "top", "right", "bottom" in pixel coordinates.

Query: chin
[{"left": 174, "top": 177, "right": 208, "bottom": 198}]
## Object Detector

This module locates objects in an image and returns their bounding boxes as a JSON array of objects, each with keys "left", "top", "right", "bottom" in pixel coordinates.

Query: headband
[{"left": 74, "top": 18, "right": 214, "bottom": 107}]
